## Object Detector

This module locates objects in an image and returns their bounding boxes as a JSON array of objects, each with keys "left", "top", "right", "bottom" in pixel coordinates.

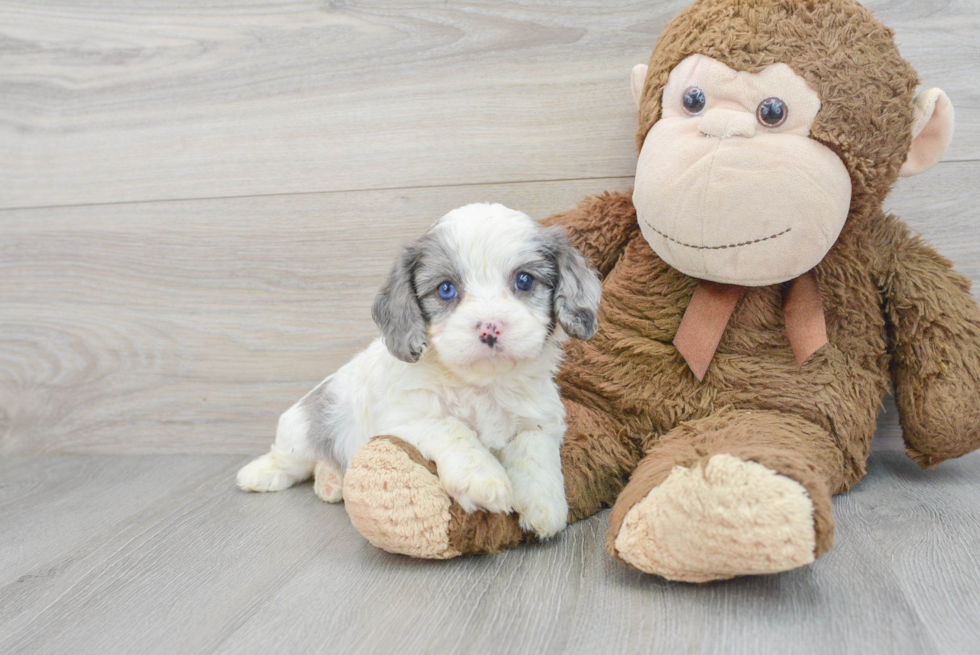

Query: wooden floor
[
  {"left": 2, "top": 0, "right": 980, "bottom": 653},
  {"left": 0, "top": 449, "right": 978, "bottom": 655}
]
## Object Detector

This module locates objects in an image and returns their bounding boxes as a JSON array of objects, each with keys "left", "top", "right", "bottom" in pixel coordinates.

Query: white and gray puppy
[{"left": 237, "top": 203, "right": 601, "bottom": 538}]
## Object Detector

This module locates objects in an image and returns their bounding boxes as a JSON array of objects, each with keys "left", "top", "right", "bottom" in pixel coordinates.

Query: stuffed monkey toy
[{"left": 339, "top": 0, "right": 980, "bottom": 582}]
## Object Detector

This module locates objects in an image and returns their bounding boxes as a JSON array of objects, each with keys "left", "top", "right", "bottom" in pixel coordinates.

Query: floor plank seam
[
  {"left": 0, "top": 462, "right": 246, "bottom": 650},
  {"left": 0, "top": 176, "right": 638, "bottom": 214},
  {"left": 207, "top": 490, "right": 347, "bottom": 655},
  {"left": 863, "top": 455, "right": 977, "bottom": 654},
  {"left": 848, "top": 459, "right": 946, "bottom": 655}
]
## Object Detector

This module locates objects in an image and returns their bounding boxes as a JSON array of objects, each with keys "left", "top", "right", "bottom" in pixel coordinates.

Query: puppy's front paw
[
  {"left": 439, "top": 454, "right": 513, "bottom": 514},
  {"left": 515, "top": 484, "right": 568, "bottom": 539}
]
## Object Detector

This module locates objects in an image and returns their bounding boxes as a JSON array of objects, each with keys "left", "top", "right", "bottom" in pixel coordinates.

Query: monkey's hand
[{"left": 878, "top": 215, "right": 980, "bottom": 467}]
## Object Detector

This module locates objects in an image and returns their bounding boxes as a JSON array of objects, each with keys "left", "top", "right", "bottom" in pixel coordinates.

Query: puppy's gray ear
[
  {"left": 372, "top": 243, "right": 428, "bottom": 363},
  {"left": 548, "top": 227, "right": 602, "bottom": 340}
]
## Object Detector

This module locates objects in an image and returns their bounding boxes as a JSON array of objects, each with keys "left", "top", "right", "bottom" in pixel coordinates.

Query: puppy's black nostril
[{"left": 480, "top": 333, "right": 497, "bottom": 348}]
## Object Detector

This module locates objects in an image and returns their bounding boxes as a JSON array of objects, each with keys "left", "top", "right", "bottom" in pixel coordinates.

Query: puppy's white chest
[{"left": 445, "top": 386, "right": 521, "bottom": 451}]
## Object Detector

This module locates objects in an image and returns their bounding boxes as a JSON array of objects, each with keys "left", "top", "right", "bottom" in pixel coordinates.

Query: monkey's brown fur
[{"left": 343, "top": 0, "right": 980, "bottom": 574}]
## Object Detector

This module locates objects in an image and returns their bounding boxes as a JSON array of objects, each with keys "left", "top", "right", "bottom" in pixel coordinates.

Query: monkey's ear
[
  {"left": 900, "top": 88, "right": 955, "bottom": 178},
  {"left": 631, "top": 64, "right": 648, "bottom": 110}
]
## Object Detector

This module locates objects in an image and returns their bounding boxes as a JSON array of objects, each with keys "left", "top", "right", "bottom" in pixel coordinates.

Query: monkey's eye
[
  {"left": 757, "top": 97, "right": 788, "bottom": 127},
  {"left": 682, "top": 87, "right": 706, "bottom": 115},
  {"left": 514, "top": 272, "right": 534, "bottom": 292},
  {"left": 438, "top": 281, "right": 457, "bottom": 300}
]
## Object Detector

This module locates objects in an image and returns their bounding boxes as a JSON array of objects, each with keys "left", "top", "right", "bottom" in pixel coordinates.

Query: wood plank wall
[{"left": 1, "top": 0, "right": 977, "bottom": 454}]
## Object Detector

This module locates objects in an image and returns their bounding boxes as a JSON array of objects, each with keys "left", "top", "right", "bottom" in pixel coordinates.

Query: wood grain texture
[
  {"left": 0, "top": 176, "right": 635, "bottom": 455},
  {"left": 0, "top": 455, "right": 360, "bottom": 654},
  {"left": 2, "top": 452, "right": 978, "bottom": 655},
  {"left": 3, "top": 157, "right": 978, "bottom": 455},
  {"left": 855, "top": 454, "right": 980, "bottom": 654},
  {"left": 0, "top": 0, "right": 976, "bottom": 209}
]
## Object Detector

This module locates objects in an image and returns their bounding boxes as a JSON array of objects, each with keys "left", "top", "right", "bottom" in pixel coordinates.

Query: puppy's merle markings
[
  {"left": 409, "top": 231, "right": 465, "bottom": 326},
  {"left": 540, "top": 227, "right": 601, "bottom": 340},
  {"left": 372, "top": 244, "right": 429, "bottom": 364}
]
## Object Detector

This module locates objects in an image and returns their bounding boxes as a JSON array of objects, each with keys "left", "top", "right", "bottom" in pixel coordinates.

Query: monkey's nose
[
  {"left": 478, "top": 321, "right": 501, "bottom": 348},
  {"left": 698, "top": 108, "right": 756, "bottom": 138}
]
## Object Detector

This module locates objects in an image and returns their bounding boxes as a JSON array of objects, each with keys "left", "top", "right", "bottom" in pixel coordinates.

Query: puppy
[{"left": 237, "top": 203, "right": 601, "bottom": 538}]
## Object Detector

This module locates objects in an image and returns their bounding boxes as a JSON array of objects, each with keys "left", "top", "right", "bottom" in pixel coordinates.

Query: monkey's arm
[
  {"left": 877, "top": 215, "right": 980, "bottom": 467},
  {"left": 541, "top": 190, "right": 640, "bottom": 278}
]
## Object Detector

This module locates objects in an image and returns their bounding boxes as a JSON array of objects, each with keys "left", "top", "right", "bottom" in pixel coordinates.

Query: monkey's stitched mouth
[{"left": 642, "top": 219, "right": 792, "bottom": 250}]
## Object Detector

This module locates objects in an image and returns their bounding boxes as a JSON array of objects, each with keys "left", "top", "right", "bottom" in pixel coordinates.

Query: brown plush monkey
[{"left": 340, "top": 0, "right": 980, "bottom": 582}]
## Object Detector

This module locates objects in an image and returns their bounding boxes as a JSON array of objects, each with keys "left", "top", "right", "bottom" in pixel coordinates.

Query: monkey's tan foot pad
[
  {"left": 609, "top": 454, "right": 817, "bottom": 583},
  {"left": 344, "top": 436, "right": 525, "bottom": 559}
]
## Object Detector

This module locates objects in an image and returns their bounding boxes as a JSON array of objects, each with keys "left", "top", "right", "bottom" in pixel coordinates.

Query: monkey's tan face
[{"left": 633, "top": 55, "right": 852, "bottom": 286}]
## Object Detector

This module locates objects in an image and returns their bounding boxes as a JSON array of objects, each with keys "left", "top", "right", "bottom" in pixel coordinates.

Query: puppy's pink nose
[{"left": 478, "top": 321, "right": 502, "bottom": 348}]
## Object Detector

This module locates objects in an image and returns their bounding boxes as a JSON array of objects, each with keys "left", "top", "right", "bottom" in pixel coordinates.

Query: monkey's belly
[{"left": 557, "top": 234, "right": 886, "bottom": 446}]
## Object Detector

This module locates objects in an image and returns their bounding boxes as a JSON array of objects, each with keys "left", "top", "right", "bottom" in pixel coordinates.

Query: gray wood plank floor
[{"left": 1, "top": 449, "right": 978, "bottom": 655}]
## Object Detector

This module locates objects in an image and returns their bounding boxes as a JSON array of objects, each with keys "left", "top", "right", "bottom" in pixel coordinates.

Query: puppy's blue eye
[
  {"left": 514, "top": 272, "right": 534, "bottom": 292},
  {"left": 438, "top": 281, "right": 457, "bottom": 300}
]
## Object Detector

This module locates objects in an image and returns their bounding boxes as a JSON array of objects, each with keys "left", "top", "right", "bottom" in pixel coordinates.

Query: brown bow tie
[{"left": 673, "top": 271, "right": 828, "bottom": 381}]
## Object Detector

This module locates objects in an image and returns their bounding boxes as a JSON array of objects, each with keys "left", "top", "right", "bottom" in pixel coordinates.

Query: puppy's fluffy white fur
[{"left": 237, "top": 203, "right": 601, "bottom": 538}]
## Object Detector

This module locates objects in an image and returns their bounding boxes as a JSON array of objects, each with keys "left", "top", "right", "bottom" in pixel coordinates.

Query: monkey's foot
[
  {"left": 344, "top": 436, "right": 525, "bottom": 559},
  {"left": 609, "top": 454, "right": 818, "bottom": 583}
]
